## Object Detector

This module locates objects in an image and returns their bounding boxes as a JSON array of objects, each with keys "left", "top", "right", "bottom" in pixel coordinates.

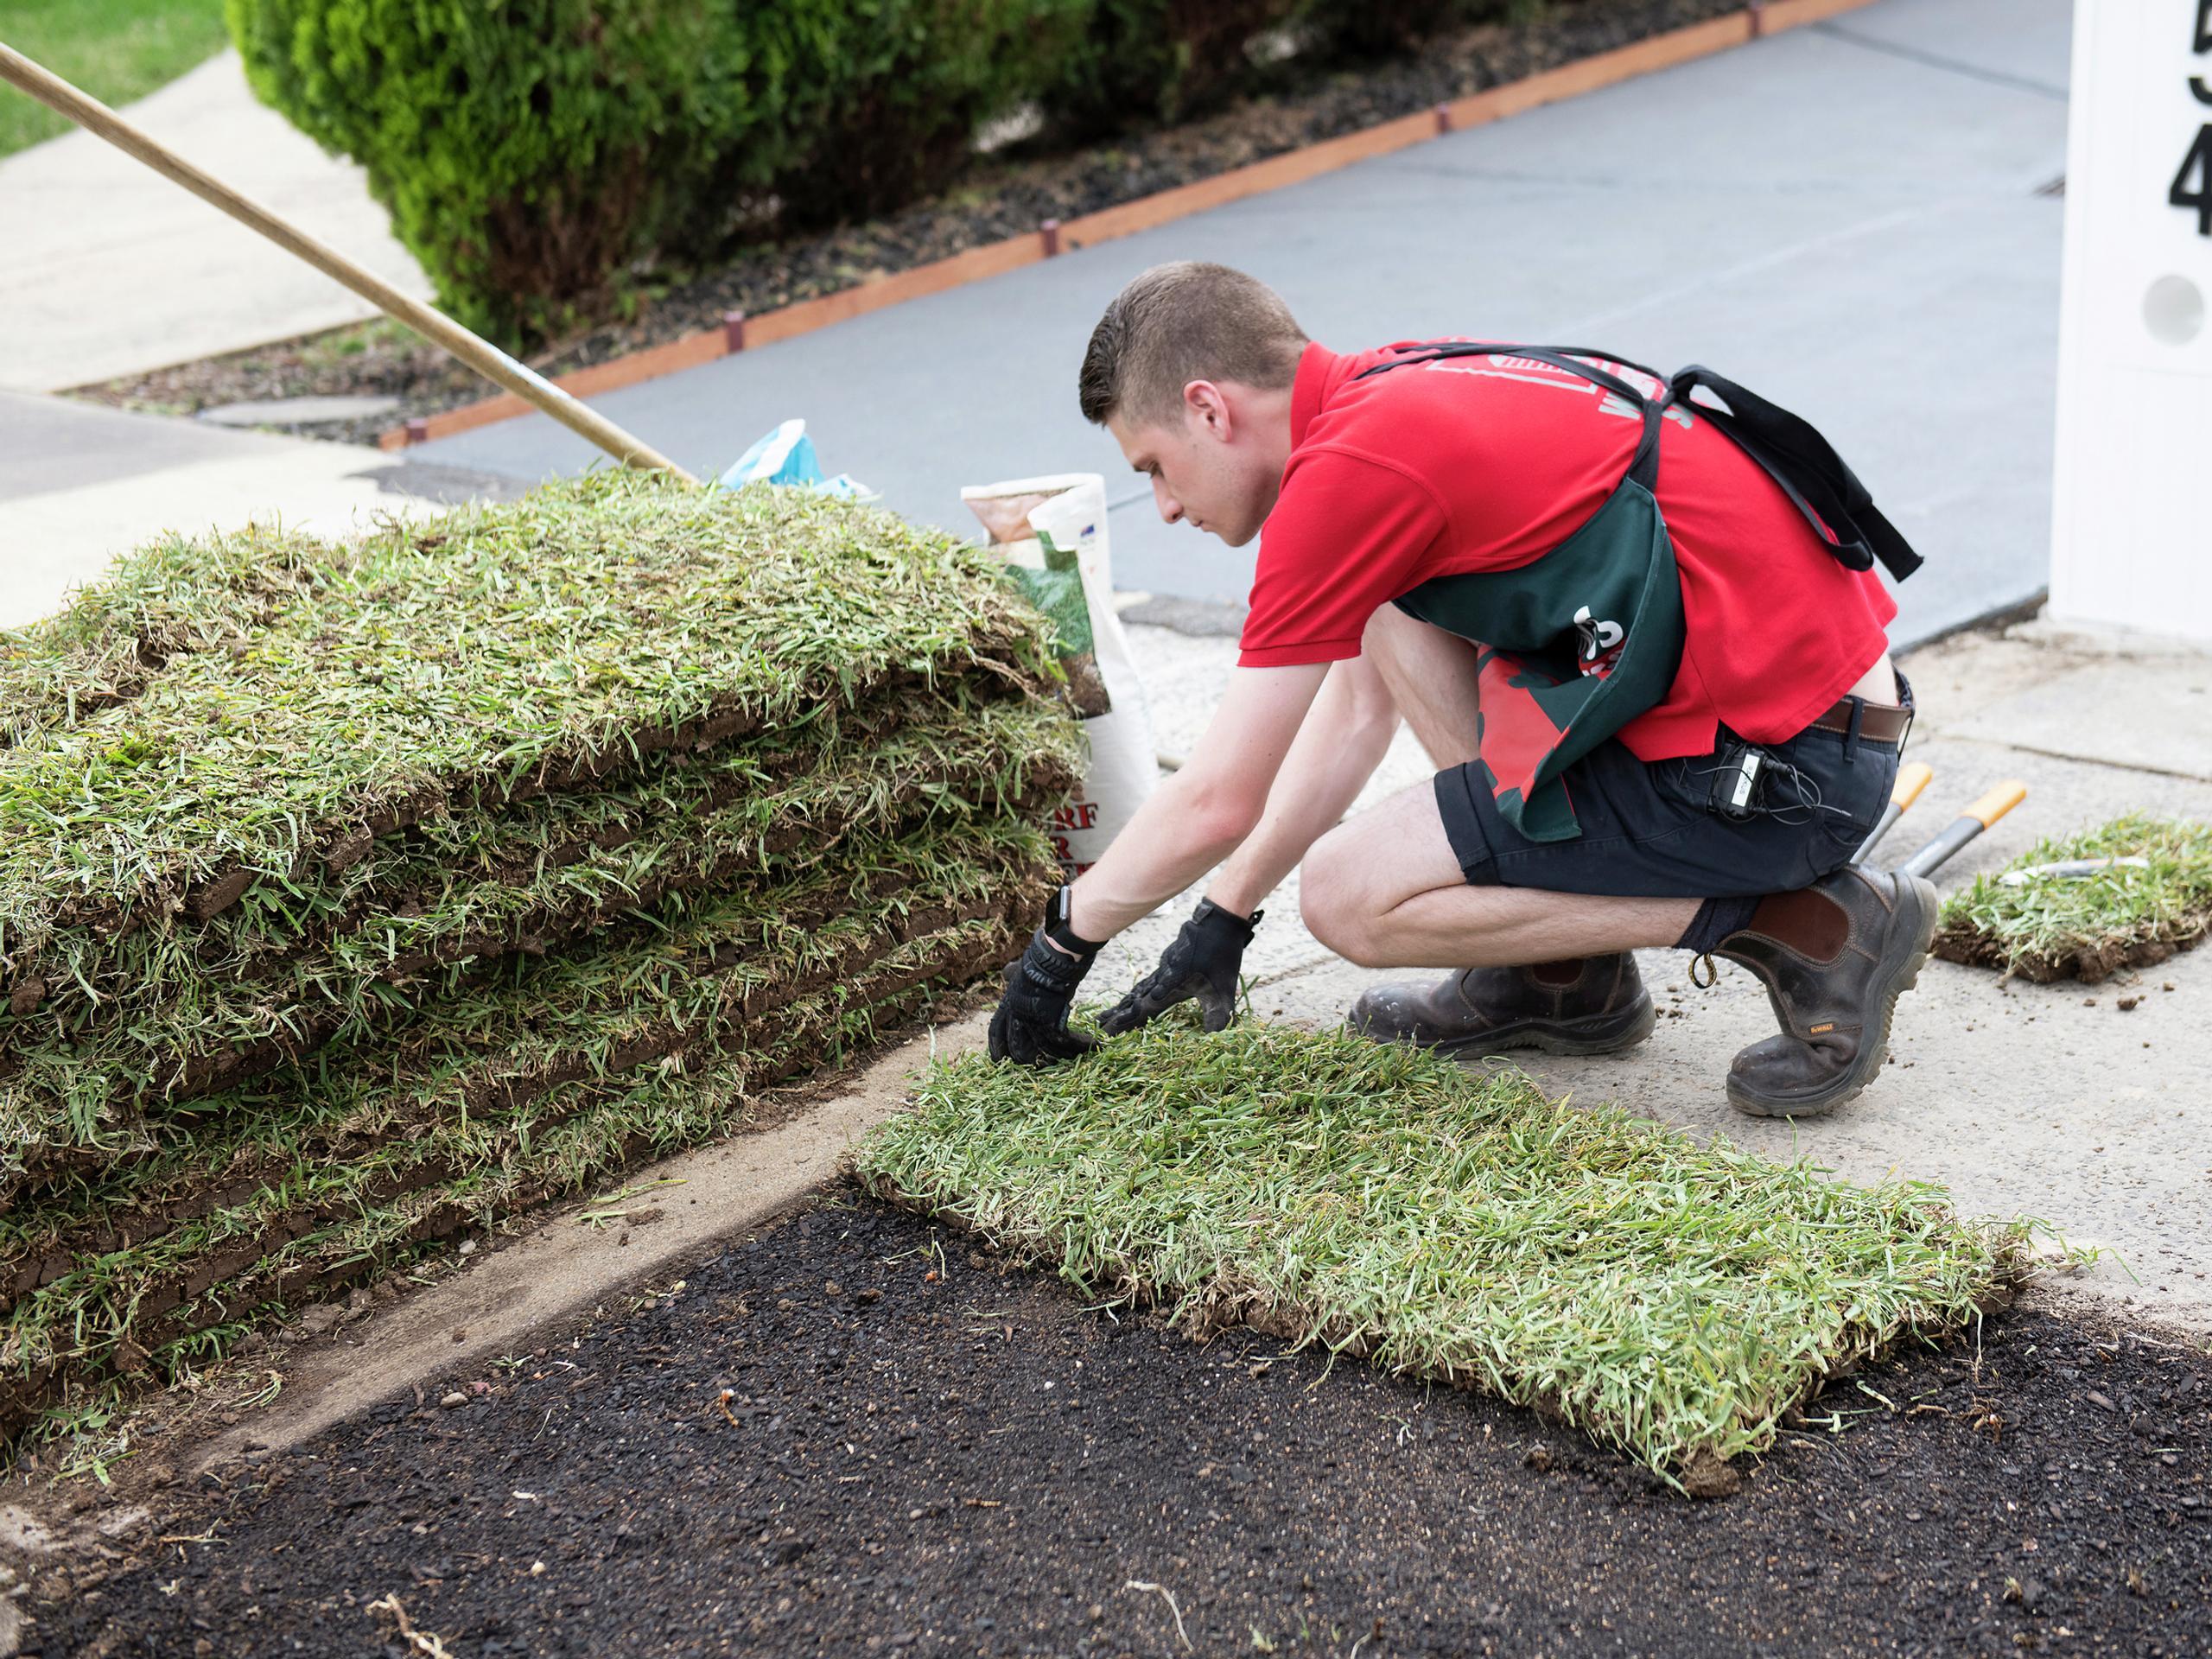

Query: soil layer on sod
[
  {"left": 858, "top": 1025, "right": 2033, "bottom": 1491},
  {"left": 1934, "top": 816, "right": 2212, "bottom": 984},
  {"left": 30, "top": 1196, "right": 2211, "bottom": 1659}
]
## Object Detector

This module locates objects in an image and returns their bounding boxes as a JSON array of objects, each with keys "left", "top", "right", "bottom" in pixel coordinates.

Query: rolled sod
[
  {"left": 0, "top": 471, "right": 1055, "bottom": 991},
  {"left": 855, "top": 1024, "right": 2037, "bottom": 1493},
  {"left": 3, "top": 910, "right": 1020, "bottom": 1449},
  {"left": 1933, "top": 814, "right": 2212, "bottom": 983},
  {"left": 0, "top": 696, "right": 1078, "bottom": 1150}
]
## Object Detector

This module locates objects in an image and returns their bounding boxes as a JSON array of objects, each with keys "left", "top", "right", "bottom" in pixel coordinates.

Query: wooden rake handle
[{"left": 0, "top": 41, "right": 701, "bottom": 486}]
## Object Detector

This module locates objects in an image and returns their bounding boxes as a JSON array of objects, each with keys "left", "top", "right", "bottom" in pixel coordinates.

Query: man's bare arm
[
  {"left": 1064, "top": 662, "right": 1331, "bottom": 942},
  {"left": 1205, "top": 654, "right": 1400, "bottom": 918}
]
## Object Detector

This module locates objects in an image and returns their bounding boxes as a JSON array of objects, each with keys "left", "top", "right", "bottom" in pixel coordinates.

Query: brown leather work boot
[
  {"left": 1347, "top": 954, "right": 1656, "bottom": 1058},
  {"left": 1708, "top": 864, "right": 1939, "bottom": 1118}
]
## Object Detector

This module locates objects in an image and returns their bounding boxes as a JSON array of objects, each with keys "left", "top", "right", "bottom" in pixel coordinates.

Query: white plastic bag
[{"left": 961, "top": 473, "right": 1156, "bottom": 879}]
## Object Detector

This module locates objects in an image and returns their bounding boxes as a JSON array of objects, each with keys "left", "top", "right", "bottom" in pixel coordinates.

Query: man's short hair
[{"left": 1077, "top": 262, "right": 1308, "bottom": 429}]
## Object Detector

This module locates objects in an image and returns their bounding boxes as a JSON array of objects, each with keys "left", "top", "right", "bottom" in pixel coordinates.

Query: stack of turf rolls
[{"left": 0, "top": 473, "right": 1080, "bottom": 1451}]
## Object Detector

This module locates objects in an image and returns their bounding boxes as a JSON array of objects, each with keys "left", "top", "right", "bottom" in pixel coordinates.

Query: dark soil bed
[
  {"left": 68, "top": 0, "right": 1750, "bottom": 446},
  {"left": 32, "top": 1191, "right": 2211, "bottom": 1659}
]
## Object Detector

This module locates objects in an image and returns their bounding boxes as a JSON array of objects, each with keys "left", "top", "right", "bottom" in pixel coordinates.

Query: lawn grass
[
  {"left": 0, "top": 0, "right": 229, "bottom": 158},
  {"left": 0, "top": 694, "right": 1077, "bottom": 1122},
  {"left": 856, "top": 1023, "right": 2037, "bottom": 1492},
  {"left": 3, "top": 912, "right": 1018, "bottom": 1447},
  {"left": 2, "top": 812, "right": 1052, "bottom": 1198},
  {"left": 1933, "top": 814, "right": 2212, "bottom": 983},
  {"left": 0, "top": 473, "right": 1055, "bottom": 965},
  {"left": 0, "top": 522, "right": 329, "bottom": 752}
]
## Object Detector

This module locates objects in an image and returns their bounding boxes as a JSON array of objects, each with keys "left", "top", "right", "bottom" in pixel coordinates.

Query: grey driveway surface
[{"left": 418, "top": 0, "right": 2072, "bottom": 644}]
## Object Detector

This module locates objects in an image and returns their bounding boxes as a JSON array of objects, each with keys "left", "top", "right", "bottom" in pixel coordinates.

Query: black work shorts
[{"left": 1433, "top": 683, "right": 1908, "bottom": 901}]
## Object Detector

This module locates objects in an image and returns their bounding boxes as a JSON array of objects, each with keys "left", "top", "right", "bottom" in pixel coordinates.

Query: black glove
[
  {"left": 1097, "top": 899, "right": 1262, "bottom": 1036},
  {"left": 987, "top": 887, "right": 1103, "bottom": 1067}
]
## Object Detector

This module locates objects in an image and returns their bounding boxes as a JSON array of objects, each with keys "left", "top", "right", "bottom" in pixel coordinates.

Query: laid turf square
[
  {"left": 856, "top": 1024, "right": 2036, "bottom": 1492},
  {"left": 1933, "top": 814, "right": 2212, "bottom": 982}
]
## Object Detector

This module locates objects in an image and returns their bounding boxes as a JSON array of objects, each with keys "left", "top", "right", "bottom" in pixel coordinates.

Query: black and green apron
[{"left": 1355, "top": 343, "right": 1922, "bottom": 844}]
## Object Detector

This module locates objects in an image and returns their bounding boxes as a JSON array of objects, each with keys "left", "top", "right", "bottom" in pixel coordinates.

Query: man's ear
[{"left": 1181, "top": 379, "right": 1234, "bottom": 442}]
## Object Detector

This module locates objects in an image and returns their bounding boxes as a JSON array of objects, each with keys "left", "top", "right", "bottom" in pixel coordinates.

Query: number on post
[{"left": 2171, "top": 124, "right": 2212, "bottom": 235}]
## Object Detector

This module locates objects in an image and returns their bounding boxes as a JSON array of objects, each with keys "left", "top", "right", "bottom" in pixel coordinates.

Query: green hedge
[
  {"left": 227, "top": 0, "right": 786, "bottom": 340},
  {"left": 228, "top": 0, "right": 1516, "bottom": 342},
  {"left": 228, "top": 0, "right": 1058, "bottom": 340},
  {"left": 1038, "top": 0, "right": 1300, "bottom": 141}
]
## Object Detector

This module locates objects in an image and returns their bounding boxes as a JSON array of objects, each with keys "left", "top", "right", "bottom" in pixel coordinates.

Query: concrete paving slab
[
  {"left": 197, "top": 394, "right": 402, "bottom": 427},
  {"left": 0, "top": 390, "right": 301, "bottom": 499},
  {"left": 0, "top": 50, "right": 432, "bottom": 393},
  {"left": 1815, "top": 0, "right": 2073, "bottom": 97},
  {"left": 415, "top": 0, "right": 2070, "bottom": 645},
  {"left": 1945, "top": 661, "right": 2212, "bottom": 785}
]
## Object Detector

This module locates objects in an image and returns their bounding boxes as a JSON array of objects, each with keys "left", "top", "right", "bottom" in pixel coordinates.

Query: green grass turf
[
  {"left": 1933, "top": 815, "right": 2212, "bottom": 983},
  {"left": 0, "top": 0, "right": 229, "bottom": 159},
  {"left": 0, "top": 473, "right": 1054, "bottom": 963},
  {"left": 0, "top": 695, "right": 1077, "bottom": 1127},
  {"left": 0, "top": 844, "right": 1039, "bottom": 1352},
  {"left": 856, "top": 1023, "right": 2037, "bottom": 1490},
  {"left": 0, "top": 523, "right": 328, "bottom": 752},
  {"left": 3, "top": 913, "right": 1014, "bottom": 1449},
  {"left": 1, "top": 812, "right": 1052, "bottom": 1198}
]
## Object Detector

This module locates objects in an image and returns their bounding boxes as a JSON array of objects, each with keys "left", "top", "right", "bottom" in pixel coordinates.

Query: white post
[{"left": 2049, "top": 1, "right": 2212, "bottom": 642}]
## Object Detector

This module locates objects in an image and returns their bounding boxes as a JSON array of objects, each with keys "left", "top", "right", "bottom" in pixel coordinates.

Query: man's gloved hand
[
  {"left": 1098, "top": 899, "right": 1262, "bottom": 1036},
  {"left": 987, "top": 887, "right": 1103, "bottom": 1067}
]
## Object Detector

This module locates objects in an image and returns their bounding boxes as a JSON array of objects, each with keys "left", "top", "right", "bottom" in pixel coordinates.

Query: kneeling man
[{"left": 989, "top": 261, "right": 1933, "bottom": 1119}]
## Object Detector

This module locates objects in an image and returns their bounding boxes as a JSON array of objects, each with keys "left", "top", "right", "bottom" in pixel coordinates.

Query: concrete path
[
  {"left": 417, "top": 0, "right": 2074, "bottom": 645},
  {"left": 0, "top": 49, "right": 431, "bottom": 393},
  {"left": 0, "top": 392, "right": 507, "bottom": 628}
]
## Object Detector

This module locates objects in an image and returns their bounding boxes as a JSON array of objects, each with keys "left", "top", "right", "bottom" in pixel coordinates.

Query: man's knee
[{"left": 1300, "top": 834, "right": 1390, "bottom": 969}]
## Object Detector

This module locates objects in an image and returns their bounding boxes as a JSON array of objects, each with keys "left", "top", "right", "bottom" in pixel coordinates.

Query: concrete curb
[{"left": 377, "top": 0, "right": 1878, "bottom": 453}]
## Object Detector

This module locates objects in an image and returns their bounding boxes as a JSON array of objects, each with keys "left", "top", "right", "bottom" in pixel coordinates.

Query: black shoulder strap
[
  {"left": 1668, "top": 365, "right": 1923, "bottom": 582},
  {"left": 1354, "top": 342, "right": 1923, "bottom": 584}
]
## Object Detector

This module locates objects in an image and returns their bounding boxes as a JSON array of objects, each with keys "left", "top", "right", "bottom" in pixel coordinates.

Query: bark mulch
[
  {"left": 66, "top": 0, "right": 1751, "bottom": 446},
  {"left": 33, "top": 1192, "right": 2210, "bottom": 1659}
]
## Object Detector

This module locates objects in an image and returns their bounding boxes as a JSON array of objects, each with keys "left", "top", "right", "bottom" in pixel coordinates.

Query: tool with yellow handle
[
  {"left": 1851, "top": 760, "right": 1934, "bottom": 865},
  {"left": 1894, "top": 782, "right": 2028, "bottom": 880}
]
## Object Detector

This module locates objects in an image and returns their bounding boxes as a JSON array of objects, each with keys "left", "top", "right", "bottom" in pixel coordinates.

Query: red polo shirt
[{"left": 1239, "top": 341, "right": 1900, "bottom": 760}]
